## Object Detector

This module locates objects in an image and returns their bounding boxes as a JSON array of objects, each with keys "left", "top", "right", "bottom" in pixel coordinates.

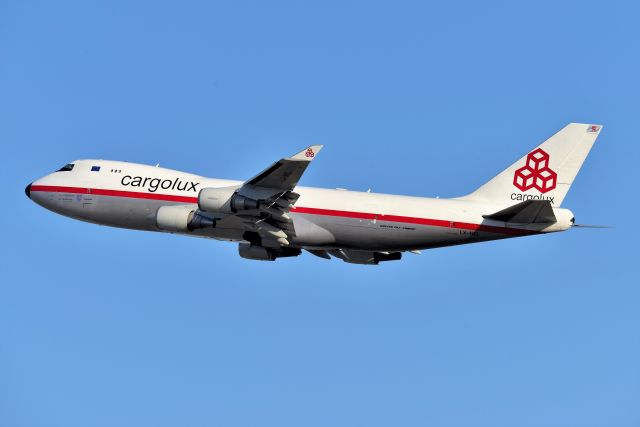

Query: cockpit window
[{"left": 57, "top": 163, "right": 75, "bottom": 172}]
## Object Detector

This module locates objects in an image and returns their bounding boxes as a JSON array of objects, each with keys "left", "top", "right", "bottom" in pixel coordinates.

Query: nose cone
[{"left": 25, "top": 183, "right": 32, "bottom": 199}]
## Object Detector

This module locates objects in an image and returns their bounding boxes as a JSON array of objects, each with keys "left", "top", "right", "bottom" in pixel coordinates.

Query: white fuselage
[{"left": 27, "top": 159, "right": 573, "bottom": 252}]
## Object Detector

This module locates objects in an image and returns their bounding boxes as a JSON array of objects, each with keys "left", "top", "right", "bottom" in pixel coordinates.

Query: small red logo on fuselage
[{"left": 513, "top": 148, "right": 557, "bottom": 193}]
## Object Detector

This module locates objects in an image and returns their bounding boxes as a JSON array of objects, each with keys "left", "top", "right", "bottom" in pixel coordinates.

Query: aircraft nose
[{"left": 25, "top": 183, "right": 32, "bottom": 199}]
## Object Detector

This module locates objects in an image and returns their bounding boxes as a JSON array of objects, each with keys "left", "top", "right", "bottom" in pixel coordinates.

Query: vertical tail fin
[{"left": 464, "top": 123, "right": 602, "bottom": 206}]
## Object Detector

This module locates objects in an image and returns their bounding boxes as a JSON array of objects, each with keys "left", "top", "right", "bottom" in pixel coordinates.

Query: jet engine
[
  {"left": 238, "top": 243, "right": 301, "bottom": 261},
  {"left": 156, "top": 205, "right": 215, "bottom": 232},
  {"left": 198, "top": 187, "right": 260, "bottom": 214}
]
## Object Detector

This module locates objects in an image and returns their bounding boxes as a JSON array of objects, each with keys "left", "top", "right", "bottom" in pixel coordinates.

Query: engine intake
[{"left": 198, "top": 187, "right": 260, "bottom": 214}]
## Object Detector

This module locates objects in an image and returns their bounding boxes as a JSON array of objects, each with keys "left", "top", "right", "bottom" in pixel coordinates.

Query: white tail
[{"left": 464, "top": 123, "right": 602, "bottom": 207}]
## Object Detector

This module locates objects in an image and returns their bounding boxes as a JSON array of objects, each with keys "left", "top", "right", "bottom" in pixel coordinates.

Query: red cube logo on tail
[{"left": 513, "top": 148, "right": 557, "bottom": 193}]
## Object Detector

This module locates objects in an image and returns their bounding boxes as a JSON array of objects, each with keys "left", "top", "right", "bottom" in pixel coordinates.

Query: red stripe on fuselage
[{"left": 30, "top": 185, "right": 538, "bottom": 236}]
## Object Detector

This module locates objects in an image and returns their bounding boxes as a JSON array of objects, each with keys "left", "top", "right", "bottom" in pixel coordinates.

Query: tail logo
[
  {"left": 513, "top": 148, "right": 557, "bottom": 193},
  {"left": 305, "top": 148, "right": 315, "bottom": 158}
]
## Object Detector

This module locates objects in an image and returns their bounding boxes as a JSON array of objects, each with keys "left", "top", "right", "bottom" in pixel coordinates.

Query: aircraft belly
[
  {"left": 33, "top": 192, "right": 162, "bottom": 230},
  {"left": 295, "top": 213, "right": 507, "bottom": 251},
  {"left": 36, "top": 192, "right": 247, "bottom": 241}
]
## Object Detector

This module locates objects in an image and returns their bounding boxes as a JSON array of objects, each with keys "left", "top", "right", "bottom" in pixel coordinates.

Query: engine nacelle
[
  {"left": 238, "top": 243, "right": 276, "bottom": 261},
  {"left": 198, "top": 187, "right": 260, "bottom": 214},
  {"left": 336, "top": 250, "right": 403, "bottom": 265},
  {"left": 238, "top": 243, "right": 302, "bottom": 261},
  {"left": 156, "top": 205, "right": 215, "bottom": 232}
]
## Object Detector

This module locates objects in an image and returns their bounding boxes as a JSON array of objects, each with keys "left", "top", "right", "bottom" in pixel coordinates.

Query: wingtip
[
  {"left": 290, "top": 145, "right": 323, "bottom": 161},
  {"left": 568, "top": 123, "right": 604, "bottom": 132}
]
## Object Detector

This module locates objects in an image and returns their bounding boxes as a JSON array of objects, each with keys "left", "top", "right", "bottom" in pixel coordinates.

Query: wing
[
  {"left": 245, "top": 145, "right": 323, "bottom": 191},
  {"left": 212, "top": 145, "right": 323, "bottom": 249}
]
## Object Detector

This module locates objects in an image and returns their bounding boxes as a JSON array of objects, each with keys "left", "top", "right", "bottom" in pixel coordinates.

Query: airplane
[{"left": 26, "top": 123, "right": 602, "bottom": 265}]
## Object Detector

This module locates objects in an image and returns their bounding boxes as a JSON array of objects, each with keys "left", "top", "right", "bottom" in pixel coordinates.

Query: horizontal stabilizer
[{"left": 483, "top": 200, "right": 556, "bottom": 224}]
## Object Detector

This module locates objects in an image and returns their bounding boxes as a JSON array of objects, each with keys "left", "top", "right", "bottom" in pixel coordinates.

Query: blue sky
[{"left": 1, "top": 1, "right": 639, "bottom": 426}]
